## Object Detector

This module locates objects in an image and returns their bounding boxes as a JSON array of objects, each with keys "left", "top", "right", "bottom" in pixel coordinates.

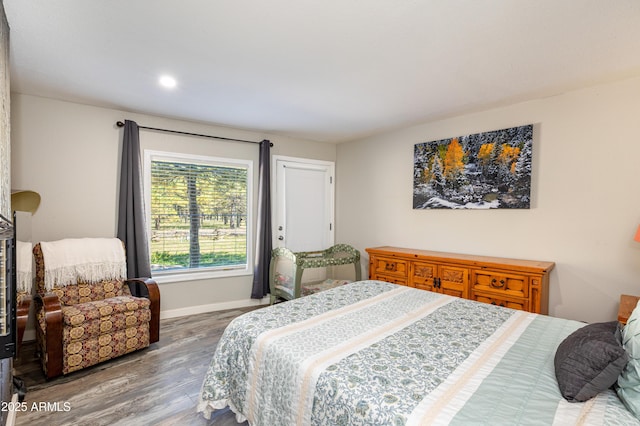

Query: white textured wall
[
  {"left": 10, "top": 94, "right": 336, "bottom": 317},
  {"left": 0, "top": 5, "right": 10, "bottom": 220},
  {"left": 13, "top": 75, "right": 640, "bottom": 325},
  {"left": 336, "top": 76, "right": 640, "bottom": 323}
]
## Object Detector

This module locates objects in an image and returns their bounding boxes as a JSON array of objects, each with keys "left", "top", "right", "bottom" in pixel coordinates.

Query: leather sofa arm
[{"left": 126, "top": 278, "right": 160, "bottom": 344}]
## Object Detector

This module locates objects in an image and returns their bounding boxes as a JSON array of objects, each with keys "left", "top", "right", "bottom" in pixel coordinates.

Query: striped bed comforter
[{"left": 197, "top": 281, "right": 638, "bottom": 425}]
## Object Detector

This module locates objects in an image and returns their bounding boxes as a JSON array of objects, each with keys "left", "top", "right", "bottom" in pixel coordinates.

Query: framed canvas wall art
[{"left": 413, "top": 124, "right": 533, "bottom": 209}]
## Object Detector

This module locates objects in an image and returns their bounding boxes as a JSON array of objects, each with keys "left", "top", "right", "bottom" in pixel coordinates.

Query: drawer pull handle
[
  {"left": 491, "top": 278, "right": 505, "bottom": 288},
  {"left": 385, "top": 263, "right": 396, "bottom": 271}
]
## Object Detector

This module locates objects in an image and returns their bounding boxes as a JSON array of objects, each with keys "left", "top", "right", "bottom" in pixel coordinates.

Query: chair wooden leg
[
  {"left": 37, "top": 293, "right": 64, "bottom": 379},
  {"left": 146, "top": 282, "right": 160, "bottom": 344}
]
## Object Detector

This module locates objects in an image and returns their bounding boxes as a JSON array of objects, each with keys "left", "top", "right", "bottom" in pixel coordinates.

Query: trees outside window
[{"left": 146, "top": 152, "right": 252, "bottom": 274}]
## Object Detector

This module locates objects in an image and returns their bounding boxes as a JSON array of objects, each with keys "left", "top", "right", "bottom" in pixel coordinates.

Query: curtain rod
[{"left": 116, "top": 121, "right": 272, "bottom": 146}]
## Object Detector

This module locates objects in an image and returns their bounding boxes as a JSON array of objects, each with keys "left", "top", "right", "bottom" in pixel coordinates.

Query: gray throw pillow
[{"left": 554, "top": 321, "right": 629, "bottom": 402}]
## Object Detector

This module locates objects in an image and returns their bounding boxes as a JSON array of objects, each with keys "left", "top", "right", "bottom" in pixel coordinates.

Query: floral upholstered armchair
[{"left": 33, "top": 238, "right": 160, "bottom": 378}]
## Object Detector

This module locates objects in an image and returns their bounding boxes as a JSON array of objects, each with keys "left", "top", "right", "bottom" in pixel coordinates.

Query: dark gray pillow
[{"left": 554, "top": 321, "right": 629, "bottom": 402}]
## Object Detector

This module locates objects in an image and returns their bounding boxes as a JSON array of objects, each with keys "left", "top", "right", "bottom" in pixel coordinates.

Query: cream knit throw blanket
[
  {"left": 40, "top": 238, "right": 127, "bottom": 291},
  {"left": 16, "top": 240, "right": 33, "bottom": 293}
]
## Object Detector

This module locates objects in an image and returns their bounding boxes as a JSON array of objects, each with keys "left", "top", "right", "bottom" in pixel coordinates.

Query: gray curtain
[
  {"left": 251, "top": 140, "right": 272, "bottom": 298},
  {"left": 117, "top": 120, "right": 152, "bottom": 278}
]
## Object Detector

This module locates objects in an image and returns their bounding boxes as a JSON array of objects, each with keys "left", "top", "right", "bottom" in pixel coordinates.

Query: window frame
[{"left": 143, "top": 150, "right": 253, "bottom": 284}]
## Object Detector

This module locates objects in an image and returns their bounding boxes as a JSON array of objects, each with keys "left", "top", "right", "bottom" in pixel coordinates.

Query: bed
[{"left": 197, "top": 281, "right": 640, "bottom": 425}]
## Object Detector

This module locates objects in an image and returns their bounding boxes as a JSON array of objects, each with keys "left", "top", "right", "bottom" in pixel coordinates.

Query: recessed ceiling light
[{"left": 159, "top": 75, "right": 177, "bottom": 89}]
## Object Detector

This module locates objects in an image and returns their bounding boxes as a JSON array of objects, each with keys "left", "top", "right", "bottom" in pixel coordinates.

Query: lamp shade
[
  {"left": 11, "top": 190, "right": 41, "bottom": 214},
  {"left": 635, "top": 225, "right": 640, "bottom": 243}
]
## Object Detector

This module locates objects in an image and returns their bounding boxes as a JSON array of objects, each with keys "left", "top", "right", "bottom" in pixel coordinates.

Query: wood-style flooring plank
[{"left": 13, "top": 306, "right": 259, "bottom": 426}]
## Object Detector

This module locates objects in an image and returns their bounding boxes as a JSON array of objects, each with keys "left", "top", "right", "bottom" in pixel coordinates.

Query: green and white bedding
[{"left": 198, "top": 281, "right": 638, "bottom": 425}]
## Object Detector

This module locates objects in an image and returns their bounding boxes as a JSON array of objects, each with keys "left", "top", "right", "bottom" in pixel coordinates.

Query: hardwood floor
[{"left": 13, "top": 306, "right": 261, "bottom": 426}]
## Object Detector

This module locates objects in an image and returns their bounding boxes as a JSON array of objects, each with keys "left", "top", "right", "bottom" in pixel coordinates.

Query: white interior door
[{"left": 273, "top": 156, "right": 334, "bottom": 252}]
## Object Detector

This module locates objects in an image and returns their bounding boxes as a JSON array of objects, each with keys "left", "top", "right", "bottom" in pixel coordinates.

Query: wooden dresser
[{"left": 366, "top": 246, "right": 555, "bottom": 314}]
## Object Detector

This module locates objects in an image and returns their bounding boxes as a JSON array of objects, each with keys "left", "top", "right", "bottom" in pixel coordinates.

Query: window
[{"left": 144, "top": 151, "right": 252, "bottom": 279}]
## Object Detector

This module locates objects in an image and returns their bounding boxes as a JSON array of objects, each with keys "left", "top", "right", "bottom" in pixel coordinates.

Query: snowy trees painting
[{"left": 413, "top": 124, "right": 533, "bottom": 209}]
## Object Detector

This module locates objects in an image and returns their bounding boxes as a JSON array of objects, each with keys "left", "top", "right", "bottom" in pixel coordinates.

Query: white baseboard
[{"left": 160, "top": 297, "right": 270, "bottom": 319}]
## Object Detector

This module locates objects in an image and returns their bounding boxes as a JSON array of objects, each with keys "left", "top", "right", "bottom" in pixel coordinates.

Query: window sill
[{"left": 152, "top": 268, "right": 252, "bottom": 284}]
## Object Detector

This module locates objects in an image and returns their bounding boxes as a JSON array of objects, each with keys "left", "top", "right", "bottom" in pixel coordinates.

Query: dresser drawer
[
  {"left": 371, "top": 257, "right": 408, "bottom": 279},
  {"left": 473, "top": 293, "right": 529, "bottom": 312},
  {"left": 372, "top": 274, "right": 407, "bottom": 286},
  {"left": 471, "top": 270, "right": 529, "bottom": 299}
]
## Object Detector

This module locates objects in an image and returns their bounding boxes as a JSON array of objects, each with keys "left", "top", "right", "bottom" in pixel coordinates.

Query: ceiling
[{"left": 5, "top": 1, "right": 640, "bottom": 143}]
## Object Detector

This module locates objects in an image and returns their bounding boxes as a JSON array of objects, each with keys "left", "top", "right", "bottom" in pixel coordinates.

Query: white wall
[
  {"left": 336, "top": 76, "right": 640, "bottom": 323},
  {"left": 10, "top": 94, "right": 336, "bottom": 317},
  {"left": 13, "top": 75, "right": 640, "bottom": 325}
]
